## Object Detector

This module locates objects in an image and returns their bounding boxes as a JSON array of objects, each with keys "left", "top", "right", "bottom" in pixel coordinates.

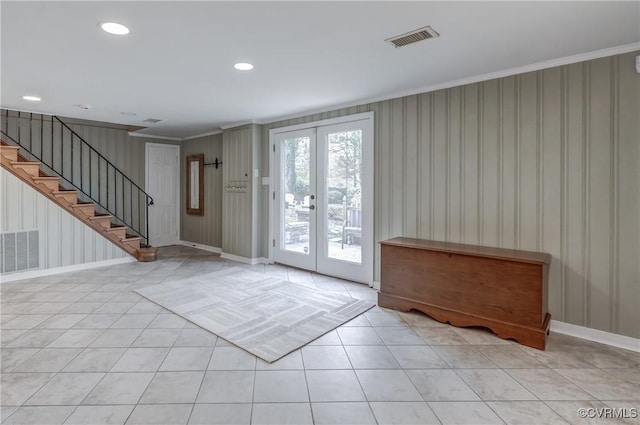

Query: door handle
[{"left": 309, "top": 205, "right": 315, "bottom": 210}]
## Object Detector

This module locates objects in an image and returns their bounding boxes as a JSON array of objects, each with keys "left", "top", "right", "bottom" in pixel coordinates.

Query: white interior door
[
  {"left": 146, "top": 143, "right": 180, "bottom": 247},
  {"left": 272, "top": 113, "right": 373, "bottom": 284}
]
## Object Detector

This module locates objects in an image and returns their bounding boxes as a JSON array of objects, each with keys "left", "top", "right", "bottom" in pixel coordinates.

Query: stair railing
[{"left": 1, "top": 109, "right": 154, "bottom": 246}]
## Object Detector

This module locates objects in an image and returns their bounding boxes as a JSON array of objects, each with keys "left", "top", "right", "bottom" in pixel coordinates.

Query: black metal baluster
[
  {"left": 71, "top": 133, "right": 74, "bottom": 184},
  {"left": 129, "top": 181, "right": 133, "bottom": 227},
  {"left": 98, "top": 159, "right": 101, "bottom": 205},
  {"left": 40, "top": 114, "right": 43, "bottom": 161},
  {"left": 51, "top": 116, "right": 54, "bottom": 170},
  {"left": 106, "top": 165, "right": 110, "bottom": 212},
  {"left": 29, "top": 113, "right": 32, "bottom": 153},
  {"left": 122, "top": 174, "right": 125, "bottom": 223},
  {"left": 60, "top": 121, "right": 64, "bottom": 179},
  {"left": 80, "top": 142, "right": 83, "bottom": 193},
  {"left": 146, "top": 195, "right": 150, "bottom": 246},
  {"left": 17, "top": 111, "right": 20, "bottom": 147}
]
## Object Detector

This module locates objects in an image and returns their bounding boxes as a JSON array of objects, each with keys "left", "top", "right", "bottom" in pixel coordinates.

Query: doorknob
[{"left": 309, "top": 205, "right": 315, "bottom": 210}]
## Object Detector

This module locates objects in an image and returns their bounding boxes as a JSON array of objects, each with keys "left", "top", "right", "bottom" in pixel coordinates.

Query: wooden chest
[{"left": 379, "top": 237, "right": 551, "bottom": 350}]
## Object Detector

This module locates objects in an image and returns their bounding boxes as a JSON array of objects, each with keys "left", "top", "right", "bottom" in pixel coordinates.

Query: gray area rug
[{"left": 135, "top": 267, "right": 375, "bottom": 362}]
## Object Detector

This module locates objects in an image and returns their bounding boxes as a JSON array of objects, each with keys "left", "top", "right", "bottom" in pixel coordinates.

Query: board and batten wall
[
  {"left": 180, "top": 133, "right": 223, "bottom": 248},
  {"left": 1, "top": 168, "right": 127, "bottom": 271},
  {"left": 261, "top": 51, "right": 640, "bottom": 338}
]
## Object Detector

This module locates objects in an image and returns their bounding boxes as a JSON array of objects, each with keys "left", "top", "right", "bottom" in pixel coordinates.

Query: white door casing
[
  {"left": 269, "top": 112, "right": 374, "bottom": 284},
  {"left": 145, "top": 143, "right": 180, "bottom": 247}
]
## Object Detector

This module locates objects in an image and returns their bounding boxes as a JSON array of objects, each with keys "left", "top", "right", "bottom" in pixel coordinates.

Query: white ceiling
[{"left": 2, "top": 1, "right": 639, "bottom": 139}]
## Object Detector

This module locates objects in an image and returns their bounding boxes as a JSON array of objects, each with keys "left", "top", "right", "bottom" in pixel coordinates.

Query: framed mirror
[{"left": 186, "top": 153, "right": 204, "bottom": 215}]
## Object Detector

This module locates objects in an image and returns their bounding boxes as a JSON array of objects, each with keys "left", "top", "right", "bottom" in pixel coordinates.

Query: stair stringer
[
  {"left": 0, "top": 155, "right": 145, "bottom": 262},
  {"left": 1, "top": 167, "right": 130, "bottom": 271}
]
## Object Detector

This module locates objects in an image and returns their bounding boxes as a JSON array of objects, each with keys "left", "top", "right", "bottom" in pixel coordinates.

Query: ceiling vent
[
  {"left": 143, "top": 118, "right": 162, "bottom": 124},
  {"left": 386, "top": 26, "right": 439, "bottom": 48}
]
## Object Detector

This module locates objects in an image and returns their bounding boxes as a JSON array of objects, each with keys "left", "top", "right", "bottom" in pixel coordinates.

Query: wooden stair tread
[
  {"left": 10, "top": 161, "right": 40, "bottom": 165},
  {"left": 1, "top": 141, "right": 155, "bottom": 262},
  {"left": 105, "top": 226, "right": 126, "bottom": 232}
]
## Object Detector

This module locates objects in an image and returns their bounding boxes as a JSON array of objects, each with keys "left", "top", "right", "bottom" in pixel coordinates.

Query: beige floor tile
[
  {"left": 13, "top": 348, "right": 82, "bottom": 373},
  {"left": 306, "top": 370, "right": 366, "bottom": 402},
  {"left": 406, "top": 369, "right": 480, "bottom": 401},
  {"left": 506, "top": 369, "right": 596, "bottom": 400},
  {"left": 111, "top": 348, "right": 169, "bottom": 372},
  {"left": 429, "top": 401, "right": 505, "bottom": 424},
  {"left": 139, "top": 371, "right": 205, "bottom": 404},
  {"left": 456, "top": 369, "right": 537, "bottom": 401},
  {"left": 370, "top": 401, "right": 440, "bottom": 425},
  {"left": 188, "top": 404, "right": 251, "bottom": 425},
  {"left": 253, "top": 370, "right": 309, "bottom": 402},
  {"left": 196, "top": 371, "right": 254, "bottom": 403},
  {"left": 83, "top": 373, "right": 154, "bottom": 405},
  {"left": 64, "top": 405, "right": 134, "bottom": 425},
  {"left": 250, "top": 403, "right": 313, "bottom": 425},
  {"left": 312, "top": 402, "right": 377, "bottom": 425},
  {"left": 2, "top": 406, "right": 75, "bottom": 425},
  {"left": 25, "top": 373, "right": 104, "bottom": 406},
  {"left": 126, "top": 404, "right": 192, "bottom": 425}
]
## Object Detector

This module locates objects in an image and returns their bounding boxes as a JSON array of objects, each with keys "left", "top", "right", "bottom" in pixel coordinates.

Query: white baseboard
[
  {"left": 550, "top": 320, "right": 640, "bottom": 353},
  {"left": 178, "top": 240, "right": 222, "bottom": 254},
  {"left": 0, "top": 256, "right": 136, "bottom": 283},
  {"left": 220, "top": 252, "right": 261, "bottom": 265},
  {"left": 372, "top": 280, "right": 381, "bottom": 290}
]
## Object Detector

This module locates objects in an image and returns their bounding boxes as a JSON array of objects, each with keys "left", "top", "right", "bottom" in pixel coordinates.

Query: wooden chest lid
[{"left": 380, "top": 237, "right": 551, "bottom": 265}]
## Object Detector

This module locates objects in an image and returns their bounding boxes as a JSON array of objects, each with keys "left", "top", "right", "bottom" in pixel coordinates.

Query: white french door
[{"left": 271, "top": 113, "right": 373, "bottom": 284}]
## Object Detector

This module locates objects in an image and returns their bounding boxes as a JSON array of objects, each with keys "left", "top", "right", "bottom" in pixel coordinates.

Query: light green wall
[
  {"left": 260, "top": 51, "right": 640, "bottom": 338},
  {"left": 180, "top": 133, "right": 223, "bottom": 247},
  {"left": 222, "top": 124, "right": 261, "bottom": 258}
]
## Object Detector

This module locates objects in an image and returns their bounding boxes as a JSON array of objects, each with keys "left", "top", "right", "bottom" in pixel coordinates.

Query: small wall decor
[
  {"left": 204, "top": 157, "right": 223, "bottom": 169},
  {"left": 186, "top": 153, "right": 204, "bottom": 215}
]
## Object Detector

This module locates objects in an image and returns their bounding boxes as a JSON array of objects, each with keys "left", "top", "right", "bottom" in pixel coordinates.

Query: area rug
[{"left": 135, "top": 267, "right": 375, "bottom": 362}]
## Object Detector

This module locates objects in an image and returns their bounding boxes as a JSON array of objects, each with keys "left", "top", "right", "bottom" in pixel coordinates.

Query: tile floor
[{"left": 1, "top": 245, "right": 638, "bottom": 425}]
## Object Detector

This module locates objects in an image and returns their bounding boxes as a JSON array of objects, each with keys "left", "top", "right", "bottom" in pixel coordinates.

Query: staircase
[{"left": 1, "top": 112, "right": 158, "bottom": 262}]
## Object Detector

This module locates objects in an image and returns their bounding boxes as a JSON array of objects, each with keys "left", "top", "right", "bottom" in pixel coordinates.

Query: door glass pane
[
  {"left": 282, "top": 136, "right": 311, "bottom": 254},
  {"left": 326, "top": 129, "right": 362, "bottom": 264}
]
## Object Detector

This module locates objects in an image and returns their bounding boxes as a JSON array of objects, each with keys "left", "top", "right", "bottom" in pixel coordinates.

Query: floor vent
[
  {"left": 386, "top": 26, "right": 439, "bottom": 48},
  {"left": 1, "top": 231, "right": 39, "bottom": 273}
]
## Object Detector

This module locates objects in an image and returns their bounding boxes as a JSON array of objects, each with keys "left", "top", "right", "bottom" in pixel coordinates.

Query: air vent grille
[
  {"left": 1, "top": 230, "right": 39, "bottom": 273},
  {"left": 143, "top": 118, "right": 162, "bottom": 124},
  {"left": 386, "top": 26, "right": 439, "bottom": 48}
]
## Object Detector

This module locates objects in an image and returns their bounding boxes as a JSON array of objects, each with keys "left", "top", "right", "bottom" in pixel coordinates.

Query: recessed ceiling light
[
  {"left": 100, "top": 22, "right": 130, "bottom": 35},
  {"left": 22, "top": 95, "right": 41, "bottom": 102},
  {"left": 234, "top": 62, "right": 254, "bottom": 71}
]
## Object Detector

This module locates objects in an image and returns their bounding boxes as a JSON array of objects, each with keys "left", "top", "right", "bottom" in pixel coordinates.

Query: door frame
[
  {"left": 145, "top": 142, "right": 181, "bottom": 247},
  {"left": 268, "top": 111, "right": 374, "bottom": 284}
]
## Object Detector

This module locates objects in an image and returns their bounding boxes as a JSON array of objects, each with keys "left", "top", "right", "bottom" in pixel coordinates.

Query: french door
[{"left": 271, "top": 113, "right": 373, "bottom": 284}]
